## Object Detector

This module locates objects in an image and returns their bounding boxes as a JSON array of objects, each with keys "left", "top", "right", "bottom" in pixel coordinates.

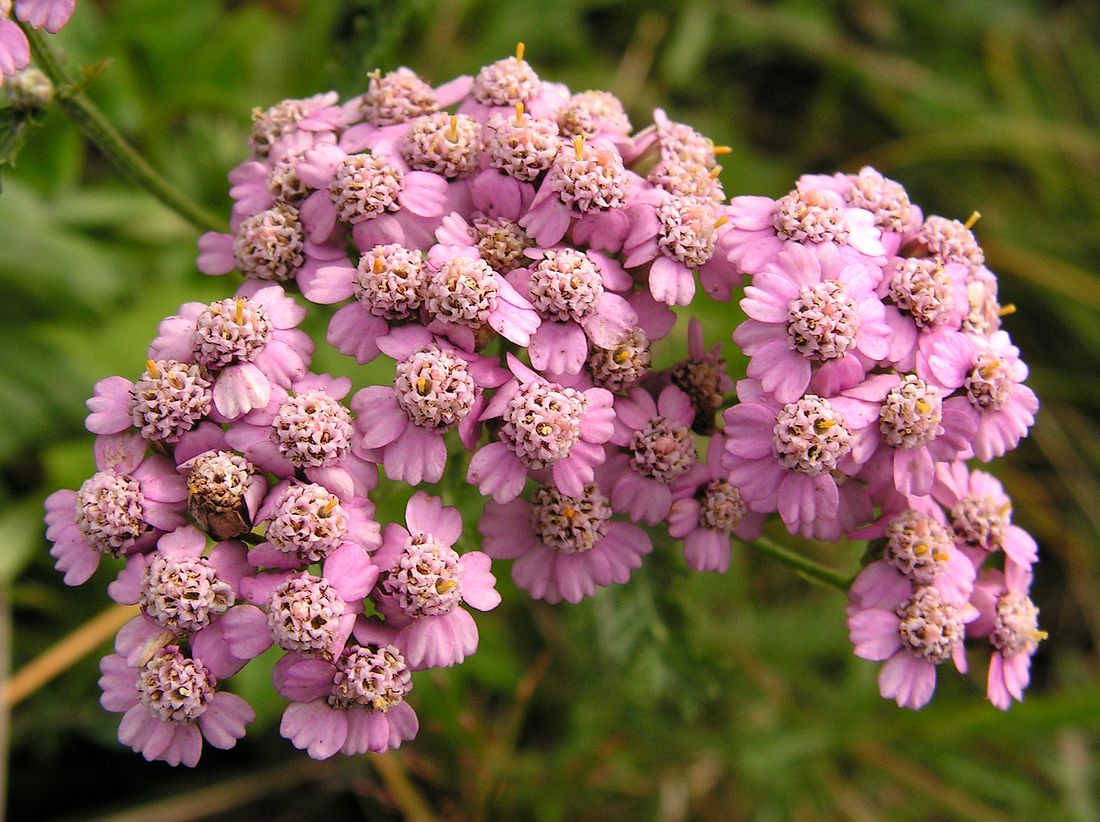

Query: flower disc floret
[
  {"left": 919, "top": 216, "right": 985, "bottom": 272},
  {"left": 138, "top": 648, "right": 214, "bottom": 722},
  {"left": 889, "top": 259, "right": 954, "bottom": 329},
  {"left": 485, "top": 111, "right": 560, "bottom": 181},
  {"left": 382, "top": 536, "right": 464, "bottom": 618},
  {"left": 474, "top": 217, "right": 533, "bottom": 274},
  {"left": 964, "top": 353, "right": 1013, "bottom": 411},
  {"left": 532, "top": 484, "right": 611, "bottom": 554},
  {"left": 772, "top": 395, "right": 852, "bottom": 476},
  {"left": 192, "top": 297, "right": 272, "bottom": 370},
  {"left": 885, "top": 510, "right": 953, "bottom": 585},
  {"left": 501, "top": 382, "right": 587, "bottom": 468},
  {"left": 628, "top": 416, "right": 697, "bottom": 482},
  {"left": 529, "top": 249, "right": 604, "bottom": 321},
  {"left": 402, "top": 112, "right": 481, "bottom": 178},
  {"left": 649, "top": 160, "right": 724, "bottom": 202},
  {"left": 698, "top": 479, "right": 746, "bottom": 534},
  {"left": 846, "top": 168, "right": 912, "bottom": 233},
  {"left": 129, "top": 360, "right": 212, "bottom": 442},
  {"left": 657, "top": 195, "right": 718, "bottom": 267},
  {"left": 271, "top": 390, "right": 354, "bottom": 469},
  {"left": 588, "top": 329, "right": 651, "bottom": 392},
  {"left": 557, "top": 90, "right": 631, "bottom": 138},
  {"left": 551, "top": 142, "right": 627, "bottom": 213},
  {"left": 879, "top": 376, "right": 943, "bottom": 449},
  {"left": 187, "top": 451, "right": 253, "bottom": 515},
  {"left": 76, "top": 470, "right": 147, "bottom": 556},
  {"left": 267, "top": 484, "right": 349, "bottom": 563},
  {"left": 786, "top": 280, "right": 860, "bottom": 361},
  {"left": 268, "top": 572, "right": 346, "bottom": 652},
  {"left": 992, "top": 592, "right": 1044, "bottom": 657},
  {"left": 362, "top": 68, "right": 437, "bottom": 126},
  {"left": 329, "top": 154, "right": 404, "bottom": 224},
  {"left": 424, "top": 255, "right": 499, "bottom": 328},
  {"left": 267, "top": 159, "right": 310, "bottom": 203},
  {"left": 896, "top": 586, "right": 966, "bottom": 664},
  {"left": 772, "top": 189, "right": 849, "bottom": 244},
  {"left": 393, "top": 344, "right": 476, "bottom": 430},
  {"left": 233, "top": 203, "right": 305, "bottom": 282},
  {"left": 249, "top": 99, "right": 315, "bottom": 157},
  {"left": 140, "top": 555, "right": 233, "bottom": 632},
  {"left": 472, "top": 55, "right": 541, "bottom": 106},
  {"left": 354, "top": 244, "right": 425, "bottom": 320},
  {"left": 950, "top": 494, "right": 1009, "bottom": 551},
  {"left": 329, "top": 645, "right": 412, "bottom": 712}
]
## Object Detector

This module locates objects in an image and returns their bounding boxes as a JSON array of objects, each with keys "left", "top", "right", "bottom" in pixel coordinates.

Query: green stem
[
  {"left": 21, "top": 25, "right": 224, "bottom": 233},
  {"left": 746, "top": 535, "right": 853, "bottom": 591}
]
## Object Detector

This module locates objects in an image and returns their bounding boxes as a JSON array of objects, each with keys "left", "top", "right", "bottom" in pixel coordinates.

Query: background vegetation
[{"left": 2, "top": 0, "right": 1098, "bottom": 818}]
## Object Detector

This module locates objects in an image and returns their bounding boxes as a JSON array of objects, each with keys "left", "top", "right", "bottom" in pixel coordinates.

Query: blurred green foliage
[{"left": 2, "top": 0, "right": 1099, "bottom": 819}]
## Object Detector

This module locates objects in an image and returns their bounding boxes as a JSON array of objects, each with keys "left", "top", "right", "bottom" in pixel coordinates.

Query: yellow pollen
[
  {"left": 416, "top": 377, "right": 430, "bottom": 395},
  {"left": 813, "top": 419, "right": 835, "bottom": 433},
  {"left": 562, "top": 506, "right": 575, "bottom": 521},
  {"left": 169, "top": 375, "right": 183, "bottom": 390},
  {"left": 980, "top": 361, "right": 1001, "bottom": 378},
  {"left": 234, "top": 298, "right": 245, "bottom": 325},
  {"left": 515, "top": 42, "right": 525, "bottom": 62},
  {"left": 436, "top": 579, "right": 457, "bottom": 594},
  {"left": 573, "top": 134, "right": 585, "bottom": 160},
  {"left": 447, "top": 115, "right": 458, "bottom": 142},
  {"left": 321, "top": 498, "right": 341, "bottom": 516},
  {"left": 999, "top": 502, "right": 1012, "bottom": 516},
  {"left": 145, "top": 359, "right": 160, "bottom": 378},
  {"left": 372, "top": 255, "right": 384, "bottom": 275},
  {"left": 998, "top": 303, "right": 1017, "bottom": 317},
  {"left": 613, "top": 349, "right": 630, "bottom": 363},
  {"left": 515, "top": 102, "right": 525, "bottom": 125},
  {"left": 932, "top": 551, "right": 949, "bottom": 563},
  {"left": 709, "top": 165, "right": 723, "bottom": 180},
  {"left": 1032, "top": 629, "right": 1049, "bottom": 641},
  {"left": 713, "top": 216, "right": 730, "bottom": 229},
  {"left": 915, "top": 398, "right": 932, "bottom": 414},
  {"left": 964, "top": 211, "right": 981, "bottom": 230},
  {"left": 913, "top": 542, "right": 929, "bottom": 556},
  {"left": 712, "top": 145, "right": 732, "bottom": 155},
  {"left": 536, "top": 422, "right": 553, "bottom": 436}
]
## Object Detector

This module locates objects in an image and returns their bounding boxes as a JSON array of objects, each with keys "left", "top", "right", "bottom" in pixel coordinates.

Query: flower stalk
[{"left": 746, "top": 535, "right": 853, "bottom": 591}]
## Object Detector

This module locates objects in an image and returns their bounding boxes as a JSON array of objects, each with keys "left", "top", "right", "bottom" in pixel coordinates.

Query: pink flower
[
  {"left": 340, "top": 67, "right": 471, "bottom": 150},
  {"left": 467, "top": 355, "right": 615, "bottom": 503},
  {"left": 45, "top": 432, "right": 187, "bottom": 586},
  {"left": 176, "top": 440, "right": 268, "bottom": 541},
  {"left": 846, "top": 561, "right": 977, "bottom": 709},
  {"left": 247, "top": 92, "right": 347, "bottom": 159},
  {"left": 663, "top": 317, "right": 734, "bottom": 434},
  {"left": 458, "top": 47, "right": 568, "bottom": 124},
  {"left": 797, "top": 167, "right": 919, "bottom": 255},
  {"left": 351, "top": 326, "right": 508, "bottom": 484},
  {"left": 148, "top": 286, "right": 313, "bottom": 420},
  {"left": 668, "top": 433, "right": 766, "bottom": 573},
  {"left": 877, "top": 258, "right": 969, "bottom": 372},
  {"left": 735, "top": 242, "right": 890, "bottom": 403},
  {"left": 369, "top": 492, "right": 500, "bottom": 669},
  {"left": 86, "top": 359, "right": 212, "bottom": 443},
  {"left": 14, "top": 0, "right": 75, "bottom": 33},
  {"left": 0, "top": 13, "right": 29, "bottom": 80},
  {"left": 968, "top": 560, "right": 1046, "bottom": 710},
  {"left": 480, "top": 482, "right": 651, "bottom": 603}
]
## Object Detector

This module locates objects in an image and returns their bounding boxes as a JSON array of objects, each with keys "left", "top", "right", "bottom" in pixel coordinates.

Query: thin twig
[
  {"left": 745, "top": 535, "right": 852, "bottom": 591},
  {"left": 1, "top": 603, "right": 138, "bottom": 708},
  {"left": 368, "top": 751, "right": 438, "bottom": 822}
]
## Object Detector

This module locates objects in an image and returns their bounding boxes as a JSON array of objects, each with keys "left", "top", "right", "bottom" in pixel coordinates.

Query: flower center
[
  {"left": 186, "top": 451, "right": 254, "bottom": 535},
  {"left": 393, "top": 344, "right": 477, "bottom": 430},
  {"left": 329, "top": 644, "right": 412, "bottom": 712},
  {"left": 268, "top": 572, "right": 347, "bottom": 653},
  {"left": 424, "top": 254, "right": 499, "bottom": 328},
  {"left": 786, "top": 280, "right": 860, "bottom": 361},
  {"left": 267, "top": 158, "right": 310, "bottom": 203},
  {"left": 270, "top": 390, "right": 355, "bottom": 469},
  {"left": 649, "top": 159, "right": 725, "bottom": 203},
  {"left": 474, "top": 216, "right": 533, "bottom": 274},
  {"left": 532, "top": 484, "right": 611, "bottom": 554},
  {"left": 129, "top": 359, "right": 212, "bottom": 443},
  {"left": 628, "top": 416, "right": 697, "bottom": 482},
  {"left": 963, "top": 277, "right": 1002, "bottom": 336},
  {"left": 698, "top": 480, "right": 746, "bottom": 533},
  {"left": 551, "top": 140, "right": 628, "bottom": 213},
  {"left": 964, "top": 352, "right": 1013, "bottom": 411},
  {"left": 472, "top": 55, "right": 541, "bottom": 107},
  {"left": 383, "top": 536, "right": 464, "bottom": 618},
  {"left": 138, "top": 647, "right": 215, "bottom": 722},
  {"left": 501, "top": 381, "right": 587, "bottom": 468},
  {"left": 772, "top": 395, "right": 852, "bottom": 476},
  {"left": 896, "top": 586, "right": 966, "bottom": 664},
  {"left": 192, "top": 297, "right": 272, "bottom": 370},
  {"left": 354, "top": 243, "right": 426, "bottom": 320},
  {"left": 249, "top": 98, "right": 312, "bottom": 157},
  {"left": 657, "top": 195, "right": 719, "bottom": 268},
  {"left": 846, "top": 168, "right": 911, "bottom": 233},
  {"left": 879, "top": 376, "right": 943, "bottom": 449},
  {"left": 884, "top": 509, "right": 953, "bottom": 586},
  {"left": 233, "top": 203, "right": 305, "bottom": 282},
  {"left": 657, "top": 119, "right": 717, "bottom": 167},
  {"left": 402, "top": 112, "right": 482, "bottom": 178},
  {"left": 528, "top": 249, "right": 604, "bottom": 322},
  {"left": 266, "top": 483, "right": 349, "bottom": 563},
  {"left": 992, "top": 592, "right": 1045, "bottom": 657},
  {"left": 140, "top": 556, "right": 233, "bottom": 633},
  {"left": 949, "top": 493, "right": 1010, "bottom": 552},
  {"left": 918, "top": 215, "right": 985, "bottom": 272},
  {"left": 75, "top": 470, "right": 147, "bottom": 556},
  {"left": 557, "top": 90, "right": 631, "bottom": 138},
  {"left": 588, "top": 329, "right": 652, "bottom": 393},
  {"left": 361, "top": 68, "right": 437, "bottom": 126},
  {"left": 485, "top": 109, "right": 560, "bottom": 182},
  {"left": 772, "top": 189, "right": 849, "bottom": 244},
  {"left": 888, "top": 258, "right": 954, "bottom": 329},
  {"left": 329, "top": 153, "right": 404, "bottom": 224}
]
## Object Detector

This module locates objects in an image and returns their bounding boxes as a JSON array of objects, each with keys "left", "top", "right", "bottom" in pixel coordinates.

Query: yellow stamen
[
  {"left": 448, "top": 115, "right": 458, "bottom": 142},
  {"left": 235, "top": 297, "right": 245, "bottom": 325},
  {"left": 980, "top": 361, "right": 1001, "bottom": 378},
  {"left": 515, "top": 42, "right": 525, "bottom": 62},
  {"left": 998, "top": 303, "right": 1017, "bottom": 317},
  {"left": 1032, "top": 629, "right": 1049, "bottom": 641},
  {"left": 145, "top": 359, "right": 159, "bottom": 378},
  {"left": 416, "top": 377, "right": 430, "bottom": 396},
  {"left": 814, "top": 419, "right": 835, "bottom": 433},
  {"left": 373, "top": 255, "right": 384, "bottom": 275},
  {"left": 515, "top": 102, "right": 525, "bottom": 125},
  {"left": 613, "top": 349, "right": 630, "bottom": 364},
  {"left": 913, "top": 542, "right": 929, "bottom": 556},
  {"left": 964, "top": 211, "right": 981, "bottom": 230},
  {"left": 712, "top": 145, "right": 732, "bottom": 155},
  {"left": 932, "top": 551, "right": 949, "bottom": 563},
  {"left": 709, "top": 165, "right": 723, "bottom": 180},
  {"left": 573, "top": 134, "right": 585, "bottom": 160},
  {"left": 437, "top": 579, "right": 457, "bottom": 594},
  {"left": 915, "top": 398, "right": 932, "bottom": 414},
  {"left": 713, "top": 216, "right": 730, "bottom": 230},
  {"left": 321, "top": 498, "right": 341, "bottom": 516},
  {"left": 562, "top": 506, "right": 575, "bottom": 521}
]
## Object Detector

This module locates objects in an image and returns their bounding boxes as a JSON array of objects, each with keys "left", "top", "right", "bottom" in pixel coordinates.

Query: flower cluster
[
  {"left": 1, "top": 0, "right": 75, "bottom": 84},
  {"left": 46, "top": 45, "right": 1044, "bottom": 765}
]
